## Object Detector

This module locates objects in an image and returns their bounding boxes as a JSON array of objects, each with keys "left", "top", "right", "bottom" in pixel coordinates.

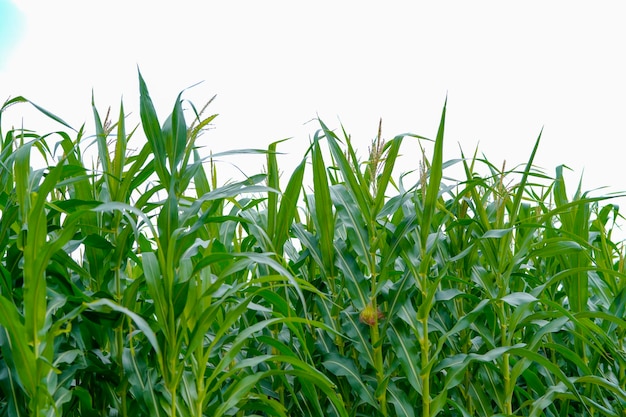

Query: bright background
[{"left": 2, "top": 1, "right": 626, "bottom": 223}]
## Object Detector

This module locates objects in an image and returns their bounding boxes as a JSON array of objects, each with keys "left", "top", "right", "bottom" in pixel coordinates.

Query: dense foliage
[{"left": 1, "top": 73, "right": 625, "bottom": 416}]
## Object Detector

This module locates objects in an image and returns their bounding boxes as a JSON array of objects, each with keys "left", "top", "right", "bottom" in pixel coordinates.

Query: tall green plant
[{"left": 2, "top": 77, "right": 626, "bottom": 417}]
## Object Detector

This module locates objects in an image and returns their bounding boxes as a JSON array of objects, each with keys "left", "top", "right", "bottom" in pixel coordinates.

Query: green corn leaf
[
  {"left": 273, "top": 158, "right": 306, "bottom": 255},
  {"left": 318, "top": 119, "right": 372, "bottom": 223},
  {"left": 266, "top": 140, "right": 282, "bottom": 243},
  {"left": 91, "top": 201, "right": 156, "bottom": 236},
  {"left": 141, "top": 251, "right": 169, "bottom": 328},
  {"left": 86, "top": 297, "right": 162, "bottom": 359},
  {"left": 91, "top": 94, "right": 112, "bottom": 180},
  {"left": 119, "top": 141, "right": 155, "bottom": 202},
  {"left": 430, "top": 390, "right": 448, "bottom": 417},
  {"left": 12, "top": 139, "right": 31, "bottom": 221},
  {"left": 481, "top": 228, "right": 513, "bottom": 239},
  {"left": 528, "top": 382, "right": 569, "bottom": 417},
  {"left": 323, "top": 353, "right": 377, "bottom": 408},
  {"left": 508, "top": 346, "right": 590, "bottom": 413},
  {"left": 288, "top": 368, "right": 349, "bottom": 417},
  {"left": 4, "top": 96, "right": 75, "bottom": 131},
  {"left": 335, "top": 244, "right": 369, "bottom": 310},
  {"left": 0, "top": 295, "right": 37, "bottom": 396},
  {"left": 161, "top": 90, "right": 187, "bottom": 174},
  {"left": 573, "top": 375, "right": 626, "bottom": 402},
  {"left": 193, "top": 148, "right": 212, "bottom": 196},
  {"left": 500, "top": 292, "right": 538, "bottom": 307},
  {"left": 420, "top": 99, "right": 446, "bottom": 251},
  {"left": 23, "top": 156, "right": 68, "bottom": 348},
  {"left": 388, "top": 323, "right": 421, "bottom": 392},
  {"left": 508, "top": 130, "right": 542, "bottom": 228},
  {"left": 387, "top": 381, "right": 416, "bottom": 417},
  {"left": 291, "top": 222, "right": 324, "bottom": 269},
  {"left": 332, "top": 185, "right": 369, "bottom": 265},
  {"left": 138, "top": 68, "right": 170, "bottom": 186},
  {"left": 216, "top": 379, "right": 278, "bottom": 416},
  {"left": 157, "top": 190, "right": 179, "bottom": 256},
  {"left": 311, "top": 131, "right": 335, "bottom": 277}
]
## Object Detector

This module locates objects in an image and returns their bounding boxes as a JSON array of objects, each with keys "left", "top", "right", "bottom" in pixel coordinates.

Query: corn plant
[
  {"left": 290, "top": 108, "right": 626, "bottom": 416},
  {"left": 0, "top": 74, "right": 348, "bottom": 417},
  {"left": 1, "top": 74, "right": 625, "bottom": 416}
]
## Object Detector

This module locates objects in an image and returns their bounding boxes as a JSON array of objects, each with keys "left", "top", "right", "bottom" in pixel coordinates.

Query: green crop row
[{"left": 0, "top": 72, "right": 625, "bottom": 416}]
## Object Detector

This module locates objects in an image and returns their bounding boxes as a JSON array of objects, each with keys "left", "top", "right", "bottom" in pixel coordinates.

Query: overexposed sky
[{"left": 2, "top": 1, "right": 626, "bottom": 208}]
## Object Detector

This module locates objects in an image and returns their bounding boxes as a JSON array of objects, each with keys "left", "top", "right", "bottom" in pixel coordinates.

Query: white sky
[{"left": 2, "top": 1, "right": 626, "bottom": 220}]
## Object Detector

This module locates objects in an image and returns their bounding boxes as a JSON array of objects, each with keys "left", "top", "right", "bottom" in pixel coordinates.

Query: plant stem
[
  {"left": 500, "top": 301, "right": 512, "bottom": 415},
  {"left": 421, "top": 312, "right": 430, "bottom": 417},
  {"left": 369, "top": 219, "right": 387, "bottom": 416},
  {"left": 418, "top": 271, "right": 431, "bottom": 417},
  {"left": 370, "top": 300, "right": 387, "bottom": 417}
]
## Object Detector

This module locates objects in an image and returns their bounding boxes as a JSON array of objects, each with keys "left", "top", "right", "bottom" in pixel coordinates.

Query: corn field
[{"left": 0, "top": 72, "right": 625, "bottom": 416}]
